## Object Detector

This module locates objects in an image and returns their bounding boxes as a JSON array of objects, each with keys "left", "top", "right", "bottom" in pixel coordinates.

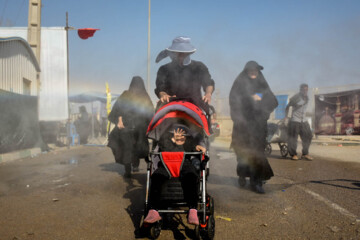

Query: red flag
[{"left": 77, "top": 28, "right": 100, "bottom": 40}]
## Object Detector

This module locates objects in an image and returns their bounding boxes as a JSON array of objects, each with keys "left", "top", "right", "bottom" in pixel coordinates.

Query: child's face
[{"left": 173, "top": 128, "right": 187, "bottom": 145}]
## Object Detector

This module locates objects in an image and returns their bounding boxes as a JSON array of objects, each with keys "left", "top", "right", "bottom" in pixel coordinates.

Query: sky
[{"left": 1, "top": 0, "right": 360, "bottom": 99}]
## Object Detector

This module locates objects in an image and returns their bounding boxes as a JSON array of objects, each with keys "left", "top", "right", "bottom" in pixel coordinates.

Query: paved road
[{"left": 0, "top": 142, "right": 359, "bottom": 240}]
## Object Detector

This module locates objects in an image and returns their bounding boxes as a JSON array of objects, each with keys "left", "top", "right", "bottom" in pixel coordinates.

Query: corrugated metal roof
[{"left": 0, "top": 37, "right": 41, "bottom": 72}]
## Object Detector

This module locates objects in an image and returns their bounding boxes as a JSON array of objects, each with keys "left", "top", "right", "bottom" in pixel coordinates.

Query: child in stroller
[
  {"left": 144, "top": 124, "right": 206, "bottom": 225},
  {"left": 142, "top": 100, "right": 215, "bottom": 239}
]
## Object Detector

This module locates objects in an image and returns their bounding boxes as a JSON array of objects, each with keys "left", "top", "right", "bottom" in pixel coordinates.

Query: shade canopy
[{"left": 69, "top": 91, "right": 120, "bottom": 103}]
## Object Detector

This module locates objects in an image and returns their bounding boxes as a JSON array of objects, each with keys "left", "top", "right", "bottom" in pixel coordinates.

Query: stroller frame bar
[
  {"left": 149, "top": 151, "right": 204, "bottom": 158},
  {"left": 202, "top": 169, "right": 206, "bottom": 224},
  {"left": 145, "top": 161, "right": 151, "bottom": 207}
]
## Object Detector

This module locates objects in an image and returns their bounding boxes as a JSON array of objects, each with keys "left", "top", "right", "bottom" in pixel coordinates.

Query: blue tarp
[{"left": 275, "top": 95, "right": 288, "bottom": 120}]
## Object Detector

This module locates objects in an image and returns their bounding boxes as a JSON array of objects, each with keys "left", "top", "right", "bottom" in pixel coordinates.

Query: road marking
[
  {"left": 297, "top": 185, "right": 359, "bottom": 221},
  {"left": 52, "top": 183, "right": 70, "bottom": 189},
  {"left": 279, "top": 177, "right": 359, "bottom": 222}
]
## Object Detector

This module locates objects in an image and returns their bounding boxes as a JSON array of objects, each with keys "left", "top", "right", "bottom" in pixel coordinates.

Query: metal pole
[
  {"left": 147, "top": 0, "right": 151, "bottom": 93},
  {"left": 66, "top": 12, "right": 69, "bottom": 100},
  {"left": 66, "top": 12, "right": 71, "bottom": 147},
  {"left": 91, "top": 101, "right": 94, "bottom": 139}
]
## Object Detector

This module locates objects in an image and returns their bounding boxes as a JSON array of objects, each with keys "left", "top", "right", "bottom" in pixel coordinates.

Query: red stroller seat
[{"left": 160, "top": 152, "right": 185, "bottom": 178}]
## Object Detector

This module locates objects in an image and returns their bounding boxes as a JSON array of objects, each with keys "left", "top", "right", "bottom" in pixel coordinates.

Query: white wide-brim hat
[{"left": 166, "top": 36, "right": 196, "bottom": 53}]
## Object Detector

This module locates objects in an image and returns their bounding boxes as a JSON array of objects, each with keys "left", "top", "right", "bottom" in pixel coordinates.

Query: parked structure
[{"left": 0, "top": 37, "right": 40, "bottom": 96}]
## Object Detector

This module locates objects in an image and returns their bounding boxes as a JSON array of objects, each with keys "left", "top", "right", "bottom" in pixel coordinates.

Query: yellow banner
[{"left": 106, "top": 82, "right": 112, "bottom": 134}]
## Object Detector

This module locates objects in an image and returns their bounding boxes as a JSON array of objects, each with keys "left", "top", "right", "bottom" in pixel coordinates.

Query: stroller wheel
[
  {"left": 280, "top": 144, "right": 288, "bottom": 157},
  {"left": 194, "top": 225, "right": 201, "bottom": 240},
  {"left": 206, "top": 195, "right": 215, "bottom": 215},
  {"left": 264, "top": 143, "right": 272, "bottom": 156},
  {"left": 139, "top": 215, "right": 150, "bottom": 237},
  {"left": 150, "top": 221, "right": 162, "bottom": 239},
  {"left": 201, "top": 215, "right": 215, "bottom": 240},
  {"left": 209, "top": 197, "right": 214, "bottom": 216}
]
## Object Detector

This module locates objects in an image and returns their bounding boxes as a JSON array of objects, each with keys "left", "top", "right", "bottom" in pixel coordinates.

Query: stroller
[
  {"left": 265, "top": 120, "right": 289, "bottom": 157},
  {"left": 140, "top": 100, "right": 215, "bottom": 240}
]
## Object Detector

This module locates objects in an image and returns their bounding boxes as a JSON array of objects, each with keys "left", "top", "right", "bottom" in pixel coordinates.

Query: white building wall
[
  {"left": 0, "top": 38, "right": 39, "bottom": 96},
  {"left": 38, "top": 28, "right": 68, "bottom": 121}
]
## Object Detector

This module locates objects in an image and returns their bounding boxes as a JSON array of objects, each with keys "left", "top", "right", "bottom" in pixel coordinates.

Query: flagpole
[
  {"left": 66, "top": 12, "right": 70, "bottom": 106},
  {"left": 66, "top": 12, "right": 71, "bottom": 147},
  {"left": 147, "top": 0, "right": 151, "bottom": 93}
]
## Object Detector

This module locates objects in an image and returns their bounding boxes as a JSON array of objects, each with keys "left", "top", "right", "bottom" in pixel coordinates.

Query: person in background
[
  {"left": 229, "top": 61, "right": 278, "bottom": 193},
  {"left": 75, "top": 105, "right": 91, "bottom": 144},
  {"left": 154, "top": 36, "right": 215, "bottom": 113},
  {"left": 108, "top": 76, "right": 154, "bottom": 177},
  {"left": 285, "top": 83, "right": 313, "bottom": 161},
  {"left": 93, "top": 116, "right": 101, "bottom": 138}
]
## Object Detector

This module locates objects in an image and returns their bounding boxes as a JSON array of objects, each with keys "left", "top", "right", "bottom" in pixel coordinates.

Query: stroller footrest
[{"left": 158, "top": 209, "right": 188, "bottom": 213}]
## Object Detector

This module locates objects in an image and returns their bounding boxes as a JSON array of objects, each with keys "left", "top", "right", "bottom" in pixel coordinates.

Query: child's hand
[
  {"left": 172, "top": 128, "right": 186, "bottom": 145},
  {"left": 196, "top": 145, "right": 206, "bottom": 153},
  {"left": 174, "top": 128, "right": 185, "bottom": 138},
  {"left": 117, "top": 116, "right": 125, "bottom": 129}
]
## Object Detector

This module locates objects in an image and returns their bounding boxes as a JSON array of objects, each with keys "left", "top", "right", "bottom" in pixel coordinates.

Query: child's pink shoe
[
  {"left": 144, "top": 209, "right": 162, "bottom": 223},
  {"left": 187, "top": 209, "right": 199, "bottom": 225}
]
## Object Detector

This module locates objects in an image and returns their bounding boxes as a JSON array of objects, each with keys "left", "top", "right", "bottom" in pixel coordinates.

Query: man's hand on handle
[
  {"left": 196, "top": 145, "right": 206, "bottom": 153},
  {"left": 202, "top": 93, "right": 212, "bottom": 104},
  {"left": 159, "top": 91, "right": 175, "bottom": 103},
  {"left": 203, "top": 85, "right": 214, "bottom": 104}
]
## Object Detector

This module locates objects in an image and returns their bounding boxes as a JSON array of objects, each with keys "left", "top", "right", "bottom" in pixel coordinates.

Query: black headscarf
[
  {"left": 229, "top": 61, "right": 278, "bottom": 123},
  {"left": 108, "top": 76, "right": 154, "bottom": 126},
  {"left": 129, "top": 76, "right": 148, "bottom": 95}
]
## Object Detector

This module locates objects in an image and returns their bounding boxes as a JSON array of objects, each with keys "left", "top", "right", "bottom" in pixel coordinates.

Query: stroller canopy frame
[{"left": 146, "top": 101, "right": 211, "bottom": 140}]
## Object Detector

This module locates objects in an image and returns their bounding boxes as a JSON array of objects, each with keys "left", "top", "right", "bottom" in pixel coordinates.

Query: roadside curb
[
  {"left": 312, "top": 141, "right": 360, "bottom": 146},
  {"left": 215, "top": 137, "right": 360, "bottom": 147},
  {"left": 0, "top": 142, "right": 102, "bottom": 165},
  {"left": 0, "top": 148, "right": 42, "bottom": 164}
]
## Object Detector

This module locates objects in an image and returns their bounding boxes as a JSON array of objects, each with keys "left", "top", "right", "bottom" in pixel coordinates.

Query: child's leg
[
  {"left": 148, "top": 167, "right": 168, "bottom": 209},
  {"left": 180, "top": 160, "right": 199, "bottom": 209}
]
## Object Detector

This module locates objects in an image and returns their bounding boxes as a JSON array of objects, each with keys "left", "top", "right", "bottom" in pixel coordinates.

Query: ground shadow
[
  {"left": 99, "top": 162, "right": 124, "bottom": 176},
  {"left": 120, "top": 173, "right": 197, "bottom": 239},
  {"left": 207, "top": 173, "right": 239, "bottom": 187},
  {"left": 99, "top": 163, "right": 147, "bottom": 237},
  {"left": 207, "top": 173, "right": 294, "bottom": 194},
  {"left": 268, "top": 150, "right": 292, "bottom": 160},
  {"left": 160, "top": 214, "right": 198, "bottom": 240},
  {"left": 310, "top": 179, "right": 360, "bottom": 190},
  {"left": 122, "top": 175, "right": 148, "bottom": 238}
]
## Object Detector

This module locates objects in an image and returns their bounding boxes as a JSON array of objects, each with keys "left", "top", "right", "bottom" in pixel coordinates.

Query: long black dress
[
  {"left": 229, "top": 61, "right": 278, "bottom": 183},
  {"left": 108, "top": 77, "right": 154, "bottom": 169}
]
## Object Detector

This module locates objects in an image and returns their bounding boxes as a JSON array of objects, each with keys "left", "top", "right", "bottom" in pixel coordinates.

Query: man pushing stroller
[
  {"left": 141, "top": 36, "right": 216, "bottom": 235},
  {"left": 154, "top": 36, "right": 215, "bottom": 112}
]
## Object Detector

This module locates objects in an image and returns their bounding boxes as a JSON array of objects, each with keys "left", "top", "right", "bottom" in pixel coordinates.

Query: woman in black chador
[
  {"left": 108, "top": 76, "right": 154, "bottom": 177},
  {"left": 229, "top": 61, "right": 278, "bottom": 193},
  {"left": 75, "top": 105, "right": 91, "bottom": 144}
]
